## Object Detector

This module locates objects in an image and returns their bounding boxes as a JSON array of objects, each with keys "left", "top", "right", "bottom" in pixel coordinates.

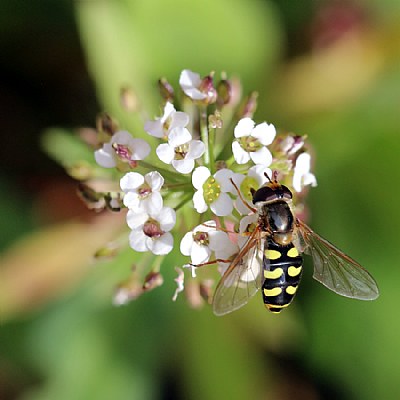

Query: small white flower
[
  {"left": 172, "top": 267, "right": 184, "bottom": 301},
  {"left": 127, "top": 206, "right": 176, "bottom": 255},
  {"left": 179, "top": 69, "right": 207, "bottom": 101},
  {"left": 156, "top": 127, "right": 205, "bottom": 174},
  {"left": 231, "top": 165, "right": 272, "bottom": 214},
  {"left": 144, "top": 102, "right": 189, "bottom": 139},
  {"left": 180, "top": 220, "right": 237, "bottom": 265},
  {"left": 120, "top": 171, "right": 164, "bottom": 213},
  {"left": 95, "top": 130, "right": 150, "bottom": 168},
  {"left": 192, "top": 166, "right": 234, "bottom": 217},
  {"left": 292, "top": 152, "right": 317, "bottom": 192},
  {"left": 232, "top": 118, "right": 276, "bottom": 166}
]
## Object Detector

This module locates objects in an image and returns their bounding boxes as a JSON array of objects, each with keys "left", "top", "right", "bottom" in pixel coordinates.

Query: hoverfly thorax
[{"left": 253, "top": 182, "right": 294, "bottom": 247}]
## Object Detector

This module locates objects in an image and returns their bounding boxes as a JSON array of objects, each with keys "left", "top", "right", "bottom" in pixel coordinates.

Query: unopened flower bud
[
  {"left": 199, "top": 74, "right": 217, "bottom": 105},
  {"left": 237, "top": 91, "right": 258, "bottom": 118},
  {"left": 216, "top": 79, "right": 232, "bottom": 108},
  {"left": 158, "top": 78, "right": 175, "bottom": 102}
]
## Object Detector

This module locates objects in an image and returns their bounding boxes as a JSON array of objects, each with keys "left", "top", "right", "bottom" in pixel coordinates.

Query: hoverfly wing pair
[
  {"left": 296, "top": 220, "right": 379, "bottom": 301},
  {"left": 212, "top": 219, "right": 379, "bottom": 316}
]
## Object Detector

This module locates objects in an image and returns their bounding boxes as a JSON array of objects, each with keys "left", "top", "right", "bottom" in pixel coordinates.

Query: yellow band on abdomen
[
  {"left": 264, "top": 287, "right": 282, "bottom": 297},
  {"left": 264, "top": 268, "right": 284, "bottom": 279}
]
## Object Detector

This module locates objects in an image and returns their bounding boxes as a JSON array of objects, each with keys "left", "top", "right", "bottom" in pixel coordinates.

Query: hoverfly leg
[{"left": 229, "top": 178, "right": 256, "bottom": 213}]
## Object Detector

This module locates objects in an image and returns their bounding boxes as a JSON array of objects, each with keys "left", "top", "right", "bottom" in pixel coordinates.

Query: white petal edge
[
  {"left": 192, "top": 166, "right": 211, "bottom": 190},
  {"left": 234, "top": 117, "right": 255, "bottom": 138},
  {"left": 232, "top": 141, "right": 250, "bottom": 164},
  {"left": 120, "top": 172, "right": 144, "bottom": 192},
  {"left": 193, "top": 190, "right": 208, "bottom": 213},
  {"left": 210, "top": 193, "right": 233, "bottom": 217},
  {"left": 250, "top": 146, "right": 273, "bottom": 166},
  {"left": 156, "top": 143, "right": 175, "bottom": 164}
]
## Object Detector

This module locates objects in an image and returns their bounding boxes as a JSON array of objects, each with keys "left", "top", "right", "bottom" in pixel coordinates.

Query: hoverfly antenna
[
  {"left": 264, "top": 172, "right": 272, "bottom": 183},
  {"left": 272, "top": 170, "right": 279, "bottom": 182}
]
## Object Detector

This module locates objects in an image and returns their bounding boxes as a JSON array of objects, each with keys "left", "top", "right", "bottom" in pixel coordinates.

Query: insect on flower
[
  {"left": 57, "top": 68, "right": 379, "bottom": 311},
  {"left": 210, "top": 173, "right": 379, "bottom": 316}
]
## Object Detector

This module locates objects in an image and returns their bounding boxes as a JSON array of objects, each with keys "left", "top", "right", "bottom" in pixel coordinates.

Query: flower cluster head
[{"left": 79, "top": 69, "right": 317, "bottom": 307}]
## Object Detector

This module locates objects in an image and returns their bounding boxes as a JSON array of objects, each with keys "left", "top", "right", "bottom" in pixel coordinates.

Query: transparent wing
[
  {"left": 296, "top": 220, "right": 379, "bottom": 300},
  {"left": 212, "top": 229, "right": 264, "bottom": 316}
]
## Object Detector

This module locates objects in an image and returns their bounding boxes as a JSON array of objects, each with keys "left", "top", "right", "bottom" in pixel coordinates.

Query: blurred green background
[{"left": 1, "top": 0, "right": 400, "bottom": 399}]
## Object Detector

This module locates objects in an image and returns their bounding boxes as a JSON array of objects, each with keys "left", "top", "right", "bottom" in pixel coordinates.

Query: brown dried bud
[
  {"left": 120, "top": 86, "right": 139, "bottom": 112},
  {"left": 96, "top": 112, "right": 118, "bottom": 137},
  {"left": 143, "top": 271, "right": 164, "bottom": 291},
  {"left": 208, "top": 111, "right": 223, "bottom": 129},
  {"left": 158, "top": 78, "right": 175, "bottom": 102}
]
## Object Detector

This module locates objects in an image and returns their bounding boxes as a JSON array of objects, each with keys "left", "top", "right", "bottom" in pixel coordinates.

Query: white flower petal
[
  {"left": 145, "top": 171, "right": 164, "bottom": 191},
  {"left": 156, "top": 207, "right": 176, "bottom": 232},
  {"left": 150, "top": 232, "right": 174, "bottom": 255},
  {"left": 214, "top": 168, "right": 234, "bottom": 192},
  {"left": 120, "top": 172, "right": 144, "bottom": 192},
  {"left": 179, "top": 69, "right": 202, "bottom": 89},
  {"left": 208, "top": 231, "right": 230, "bottom": 251},
  {"left": 250, "top": 147, "right": 272, "bottom": 166},
  {"left": 172, "top": 159, "right": 195, "bottom": 174},
  {"left": 162, "top": 102, "right": 176, "bottom": 121},
  {"left": 156, "top": 143, "right": 175, "bottom": 164},
  {"left": 215, "top": 239, "right": 239, "bottom": 260},
  {"left": 129, "top": 229, "right": 148, "bottom": 252},
  {"left": 232, "top": 141, "right": 250, "bottom": 164},
  {"left": 187, "top": 140, "right": 205, "bottom": 160},
  {"left": 248, "top": 165, "right": 272, "bottom": 185},
  {"left": 142, "top": 192, "right": 163, "bottom": 214},
  {"left": 169, "top": 127, "right": 192, "bottom": 147},
  {"left": 251, "top": 122, "right": 276, "bottom": 145},
  {"left": 303, "top": 172, "right": 317, "bottom": 187},
  {"left": 129, "top": 138, "right": 151, "bottom": 160},
  {"left": 190, "top": 242, "right": 211, "bottom": 264},
  {"left": 144, "top": 120, "right": 164, "bottom": 138},
  {"left": 193, "top": 190, "right": 208, "bottom": 213},
  {"left": 126, "top": 209, "right": 148, "bottom": 230},
  {"left": 113, "top": 131, "right": 132, "bottom": 145},
  {"left": 210, "top": 193, "right": 233, "bottom": 217},
  {"left": 171, "top": 111, "right": 190, "bottom": 129},
  {"left": 192, "top": 166, "right": 211, "bottom": 190},
  {"left": 180, "top": 232, "right": 194, "bottom": 256},
  {"left": 123, "top": 192, "right": 140, "bottom": 209},
  {"left": 194, "top": 220, "right": 216, "bottom": 233},
  {"left": 234, "top": 117, "right": 255, "bottom": 138},
  {"left": 94, "top": 146, "right": 116, "bottom": 168}
]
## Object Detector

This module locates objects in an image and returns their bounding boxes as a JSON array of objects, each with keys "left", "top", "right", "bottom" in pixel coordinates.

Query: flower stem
[
  {"left": 140, "top": 160, "right": 187, "bottom": 183},
  {"left": 208, "top": 127, "right": 216, "bottom": 173},
  {"left": 199, "top": 105, "right": 209, "bottom": 166}
]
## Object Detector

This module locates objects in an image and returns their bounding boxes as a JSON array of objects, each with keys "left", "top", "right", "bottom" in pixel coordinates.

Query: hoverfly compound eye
[
  {"left": 281, "top": 185, "right": 293, "bottom": 200},
  {"left": 252, "top": 186, "right": 277, "bottom": 204},
  {"left": 252, "top": 184, "right": 293, "bottom": 204}
]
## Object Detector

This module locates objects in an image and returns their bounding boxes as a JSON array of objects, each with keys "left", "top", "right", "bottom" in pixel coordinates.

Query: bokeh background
[{"left": 1, "top": 0, "right": 400, "bottom": 399}]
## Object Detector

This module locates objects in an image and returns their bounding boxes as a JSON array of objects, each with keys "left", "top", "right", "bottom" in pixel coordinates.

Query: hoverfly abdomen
[{"left": 262, "top": 238, "right": 303, "bottom": 313}]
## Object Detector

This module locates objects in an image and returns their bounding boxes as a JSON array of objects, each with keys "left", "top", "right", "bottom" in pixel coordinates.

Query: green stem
[
  {"left": 139, "top": 160, "right": 187, "bottom": 183},
  {"left": 199, "top": 105, "right": 209, "bottom": 166},
  {"left": 174, "top": 192, "right": 193, "bottom": 211},
  {"left": 208, "top": 127, "right": 216, "bottom": 173}
]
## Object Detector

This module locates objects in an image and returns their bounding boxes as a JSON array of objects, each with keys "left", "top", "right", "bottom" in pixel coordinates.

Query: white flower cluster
[{"left": 92, "top": 69, "right": 317, "bottom": 303}]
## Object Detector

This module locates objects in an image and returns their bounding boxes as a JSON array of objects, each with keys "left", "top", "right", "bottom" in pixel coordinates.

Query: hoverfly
[{"left": 212, "top": 175, "right": 379, "bottom": 316}]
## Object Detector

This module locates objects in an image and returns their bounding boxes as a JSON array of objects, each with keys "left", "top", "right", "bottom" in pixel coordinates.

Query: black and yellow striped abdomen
[{"left": 262, "top": 238, "right": 303, "bottom": 313}]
